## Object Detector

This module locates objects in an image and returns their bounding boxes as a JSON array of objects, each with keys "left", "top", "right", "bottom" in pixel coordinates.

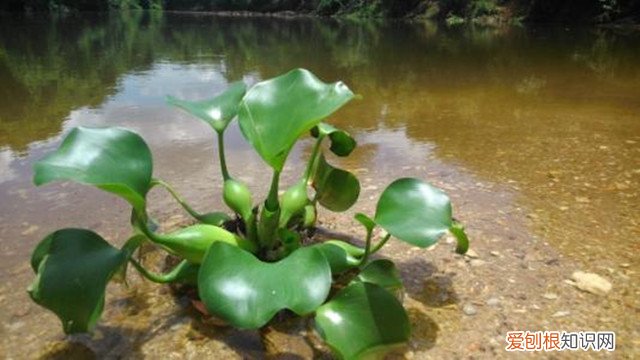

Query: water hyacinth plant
[{"left": 28, "top": 68, "right": 469, "bottom": 359}]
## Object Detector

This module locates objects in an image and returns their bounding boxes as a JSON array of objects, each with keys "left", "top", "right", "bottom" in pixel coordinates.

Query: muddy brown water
[{"left": 0, "top": 12, "right": 638, "bottom": 359}]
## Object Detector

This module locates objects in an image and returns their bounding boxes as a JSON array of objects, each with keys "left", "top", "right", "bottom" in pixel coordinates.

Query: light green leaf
[
  {"left": 375, "top": 178, "right": 452, "bottom": 248},
  {"left": 152, "top": 224, "right": 257, "bottom": 263},
  {"left": 238, "top": 68, "right": 354, "bottom": 171},
  {"left": 28, "top": 229, "right": 126, "bottom": 334},
  {"left": 315, "top": 282, "right": 410, "bottom": 359},
  {"left": 198, "top": 242, "right": 331, "bottom": 329},
  {"left": 311, "top": 123, "right": 357, "bottom": 157},
  {"left": 167, "top": 81, "right": 247, "bottom": 133},
  {"left": 33, "top": 127, "right": 153, "bottom": 212},
  {"left": 312, "top": 153, "right": 360, "bottom": 212}
]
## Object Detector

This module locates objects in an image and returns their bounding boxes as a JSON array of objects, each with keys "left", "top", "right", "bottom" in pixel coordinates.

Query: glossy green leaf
[
  {"left": 314, "top": 240, "right": 364, "bottom": 274},
  {"left": 311, "top": 123, "right": 356, "bottom": 157},
  {"left": 315, "top": 282, "right": 410, "bottom": 360},
  {"left": 33, "top": 127, "right": 153, "bottom": 212},
  {"left": 152, "top": 224, "right": 257, "bottom": 263},
  {"left": 198, "top": 242, "right": 331, "bottom": 329},
  {"left": 449, "top": 221, "right": 469, "bottom": 255},
  {"left": 28, "top": 229, "right": 126, "bottom": 334},
  {"left": 357, "top": 259, "right": 403, "bottom": 294},
  {"left": 167, "top": 81, "right": 247, "bottom": 133},
  {"left": 238, "top": 68, "right": 354, "bottom": 171},
  {"left": 312, "top": 153, "right": 360, "bottom": 212},
  {"left": 375, "top": 178, "right": 452, "bottom": 248}
]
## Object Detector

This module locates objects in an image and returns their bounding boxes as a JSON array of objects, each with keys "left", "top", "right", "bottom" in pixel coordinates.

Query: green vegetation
[
  {"left": 1, "top": 1, "right": 639, "bottom": 23},
  {"left": 28, "top": 68, "right": 469, "bottom": 358}
]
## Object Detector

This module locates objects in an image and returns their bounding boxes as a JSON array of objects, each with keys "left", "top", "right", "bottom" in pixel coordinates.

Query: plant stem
[
  {"left": 217, "top": 132, "right": 230, "bottom": 181},
  {"left": 358, "top": 228, "right": 374, "bottom": 266},
  {"left": 265, "top": 169, "right": 281, "bottom": 211},
  {"left": 130, "top": 258, "right": 193, "bottom": 284},
  {"left": 150, "top": 178, "right": 201, "bottom": 220},
  {"left": 303, "top": 135, "right": 324, "bottom": 183},
  {"left": 369, "top": 233, "right": 391, "bottom": 255}
]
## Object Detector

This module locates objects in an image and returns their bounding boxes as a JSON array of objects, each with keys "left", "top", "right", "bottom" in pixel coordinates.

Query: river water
[{"left": 0, "top": 12, "right": 638, "bottom": 359}]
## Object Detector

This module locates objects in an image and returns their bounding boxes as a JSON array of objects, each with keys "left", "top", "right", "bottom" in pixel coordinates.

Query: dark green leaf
[
  {"left": 375, "top": 178, "right": 452, "bottom": 248},
  {"left": 314, "top": 240, "right": 364, "bottom": 274},
  {"left": 238, "top": 68, "right": 354, "bottom": 171},
  {"left": 198, "top": 242, "right": 331, "bottom": 329},
  {"left": 28, "top": 229, "right": 126, "bottom": 334},
  {"left": 33, "top": 127, "right": 153, "bottom": 212},
  {"left": 315, "top": 282, "right": 410, "bottom": 359},
  {"left": 357, "top": 259, "right": 403, "bottom": 294},
  {"left": 167, "top": 81, "right": 247, "bottom": 133},
  {"left": 312, "top": 153, "right": 360, "bottom": 212},
  {"left": 311, "top": 123, "right": 356, "bottom": 157}
]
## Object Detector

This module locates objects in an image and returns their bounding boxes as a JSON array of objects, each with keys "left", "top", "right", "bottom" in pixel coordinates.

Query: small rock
[
  {"left": 542, "top": 293, "right": 558, "bottom": 300},
  {"left": 552, "top": 311, "right": 570, "bottom": 318},
  {"left": 465, "top": 249, "right": 479, "bottom": 259},
  {"left": 462, "top": 303, "right": 477, "bottom": 316},
  {"left": 469, "top": 259, "right": 485, "bottom": 267},
  {"left": 569, "top": 271, "right": 612, "bottom": 296},
  {"left": 486, "top": 297, "right": 500, "bottom": 307},
  {"left": 490, "top": 251, "right": 500, "bottom": 257}
]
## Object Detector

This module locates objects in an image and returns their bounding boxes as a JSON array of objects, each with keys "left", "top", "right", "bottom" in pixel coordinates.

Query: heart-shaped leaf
[
  {"left": 198, "top": 242, "right": 331, "bottom": 329},
  {"left": 237, "top": 68, "right": 354, "bottom": 171},
  {"left": 167, "top": 81, "right": 247, "bottom": 133},
  {"left": 28, "top": 229, "right": 126, "bottom": 334},
  {"left": 312, "top": 153, "right": 360, "bottom": 212},
  {"left": 33, "top": 127, "right": 153, "bottom": 212},
  {"left": 311, "top": 123, "right": 357, "bottom": 157},
  {"left": 315, "top": 282, "right": 411, "bottom": 359},
  {"left": 374, "top": 178, "right": 452, "bottom": 248}
]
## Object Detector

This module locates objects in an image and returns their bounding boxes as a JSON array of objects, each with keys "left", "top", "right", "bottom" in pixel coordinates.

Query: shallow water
[{"left": 0, "top": 12, "right": 638, "bottom": 358}]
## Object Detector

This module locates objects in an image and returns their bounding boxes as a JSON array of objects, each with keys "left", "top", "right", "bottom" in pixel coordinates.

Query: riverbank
[{"left": 2, "top": 0, "right": 639, "bottom": 25}]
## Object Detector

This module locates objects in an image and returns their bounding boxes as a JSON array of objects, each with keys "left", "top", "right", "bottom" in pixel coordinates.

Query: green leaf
[
  {"left": 153, "top": 224, "right": 257, "bottom": 263},
  {"left": 28, "top": 229, "right": 126, "bottom": 334},
  {"left": 311, "top": 123, "right": 357, "bottom": 157},
  {"left": 167, "top": 81, "right": 247, "bottom": 133},
  {"left": 314, "top": 240, "right": 364, "bottom": 274},
  {"left": 238, "top": 68, "right": 354, "bottom": 171},
  {"left": 374, "top": 178, "right": 452, "bottom": 248},
  {"left": 315, "top": 282, "right": 411, "bottom": 360},
  {"left": 354, "top": 213, "right": 376, "bottom": 234},
  {"left": 356, "top": 259, "right": 403, "bottom": 295},
  {"left": 312, "top": 153, "right": 360, "bottom": 212},
  {"left": 33, "top": 127, "right": 153, "bottom": 212},
  {"left": 196, "top": 211, "right": 232, "bottom": 227},
  {"left": 198, "top": 242, "right": 331, "bottom": 329},
  {"left": 449, "top": 221, "right": 469, "bottom": 254}
]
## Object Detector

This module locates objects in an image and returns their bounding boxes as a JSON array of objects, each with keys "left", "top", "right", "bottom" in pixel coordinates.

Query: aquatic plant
[{"left": 28, "top": 68, "right": 469, "bottom": 359}]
